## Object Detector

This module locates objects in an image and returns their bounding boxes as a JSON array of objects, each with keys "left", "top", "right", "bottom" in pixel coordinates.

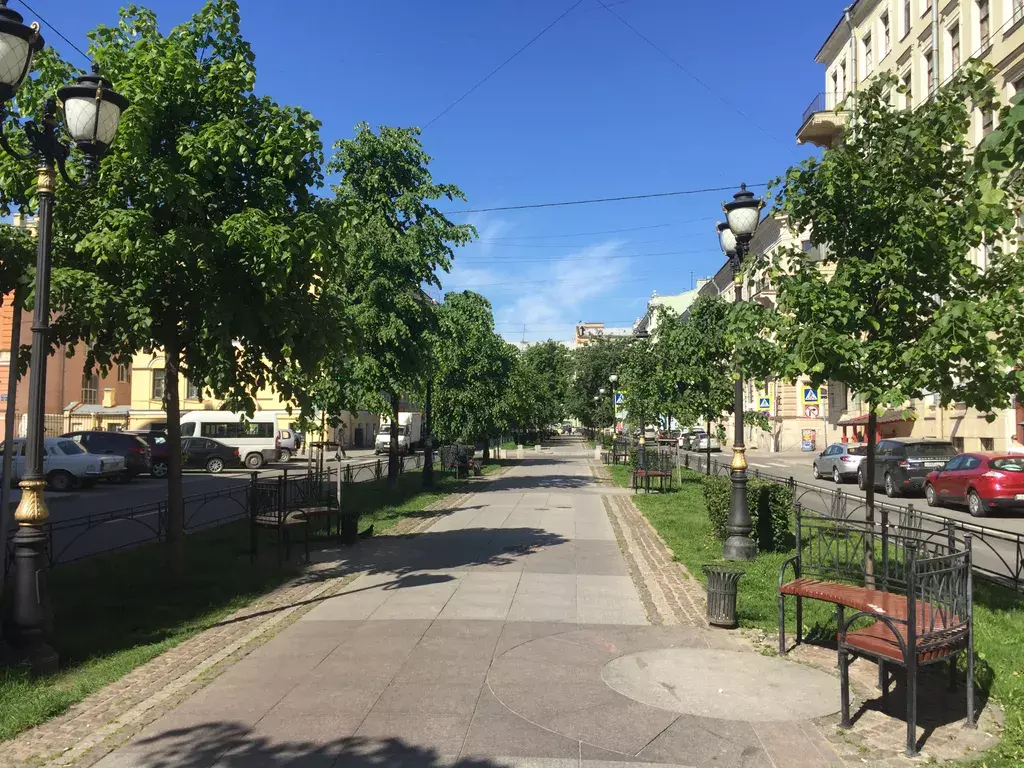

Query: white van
[{"left": 179, "top": 411, "right": 280, "bottom": 469}]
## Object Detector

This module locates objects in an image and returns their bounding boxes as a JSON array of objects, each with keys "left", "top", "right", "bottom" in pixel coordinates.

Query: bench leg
[
  {"left": 796, "top": 596, "right": 803, "bottom": 647},
  {"left": 905, "top": 659, "right": 918, "bottom": 756},
  {"left": 839, "top": 648, "right": 851, "bottom": 729},
  {"left": 966, "top": 648, "right": 976, "bottom": 729},
  {"left": 879, "top": 660, "right": 888, "bottom": 704},
  {"left": 777, "top": 592, "right": 786, "bottom": 655}
]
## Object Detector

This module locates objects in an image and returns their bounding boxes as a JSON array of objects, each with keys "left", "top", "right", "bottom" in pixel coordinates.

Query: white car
[{"left": 1, "top": 437, "right": 127, "bottom": 491}]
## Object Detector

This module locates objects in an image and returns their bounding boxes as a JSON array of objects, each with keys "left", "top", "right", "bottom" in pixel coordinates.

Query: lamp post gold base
[
  {"left": 730, "top": 445, "right": 747, "bottom": 472},
  {"left": 14, "top": 479, "right": 49, "bottom": 525}
]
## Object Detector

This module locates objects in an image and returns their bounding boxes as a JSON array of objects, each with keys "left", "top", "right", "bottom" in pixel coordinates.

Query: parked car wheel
[
  {"left": 206, "top": 457, "right": 225, "bottom": 474},
  {"left": 47, "top": 470, "right": 74, "bottom": 492},
  {"left": 244, "top": 452, "right": 263, "bottom": 470},
  {"left": 884, "top": 473, "right": 899, "bottom": 498},
  {"left": 858, "top": 468, "right": 867, "bottom": 491},
  {"left": 925, "top": 483, "right": 938, "bottom": 507},
  {"left": 151, "top": 461, "right": 169, "bottom": 478},
  {"left": 812, "top": 462, "right": 821, "bottom": 480},
  {"left": 278, "top": 448, "right": 292, "bottom": 463},
  {"left": 833, "top": 466, "right": 843, "bottom": 484},
  {"left": 967, "top": 490, "right": 986, "bottom": 518}
]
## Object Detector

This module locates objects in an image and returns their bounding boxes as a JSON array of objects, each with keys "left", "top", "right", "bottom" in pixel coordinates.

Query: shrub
[{"left": 700, "top": 474, "right": 793, "bottom": 552}]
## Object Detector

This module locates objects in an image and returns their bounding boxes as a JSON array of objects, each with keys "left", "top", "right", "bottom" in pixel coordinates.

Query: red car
[{"left": 924, "top": 453, "right": 1024, "bottom": 517}]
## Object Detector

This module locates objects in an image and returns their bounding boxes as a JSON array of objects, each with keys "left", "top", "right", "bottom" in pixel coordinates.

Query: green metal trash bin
[{"left": 702, "top": 564, "right": 745, "bottom": 628}]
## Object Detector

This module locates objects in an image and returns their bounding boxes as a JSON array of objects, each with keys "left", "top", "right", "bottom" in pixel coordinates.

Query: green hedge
[{"left": 701, "top": 475, "right": 793, "bottom": 553}]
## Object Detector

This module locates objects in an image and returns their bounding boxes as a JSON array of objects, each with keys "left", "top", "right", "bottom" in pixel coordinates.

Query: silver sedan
[{"left": 812, "top": 443, "right": 867, "bottom": 484}]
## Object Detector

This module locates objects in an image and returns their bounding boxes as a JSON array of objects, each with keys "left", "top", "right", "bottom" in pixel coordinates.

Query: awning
[{"left": 837, "top": 409, "right": 916, "bottom": 428}]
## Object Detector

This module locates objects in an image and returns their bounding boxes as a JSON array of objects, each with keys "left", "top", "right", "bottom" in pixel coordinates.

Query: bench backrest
[{"left": 249, "top": 469, "right": 335, "bottom": 524}]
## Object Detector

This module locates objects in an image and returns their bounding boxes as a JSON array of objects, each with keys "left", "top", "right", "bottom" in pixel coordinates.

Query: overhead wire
[
  {"left": 423, "top": 0, "right": 586, "bottom": 129},
  {"left": 479, "top": 216, "right": 716, "bottom": 240},
  {"left": 593, "top": 0, "right": 784, "bottom": 145},
  {"left": 460, "top": 247, "right": 717, "bottom": 264},
  {"left": 443, "top": 182, "right": 766, "bottom": 214},
  {"left": 14, "top": 0, "right": 91, "bottom": 65}
]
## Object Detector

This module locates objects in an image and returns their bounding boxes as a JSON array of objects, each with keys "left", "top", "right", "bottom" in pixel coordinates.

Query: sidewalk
[{"left": 17, "top": 452, "right": 997, "bottom": 768}]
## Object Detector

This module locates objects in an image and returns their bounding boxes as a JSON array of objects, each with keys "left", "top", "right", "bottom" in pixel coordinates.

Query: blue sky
[{"left": 31, "top": 0, "right": 842, "bottom": 342}]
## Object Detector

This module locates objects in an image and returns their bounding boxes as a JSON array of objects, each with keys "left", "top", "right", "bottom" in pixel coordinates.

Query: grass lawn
[
  {"left": 0, "top": 462, "right": 501, "bottom": 743},
  {"left": 608, "top": 464, "right": 1024, "bottom": 768}
]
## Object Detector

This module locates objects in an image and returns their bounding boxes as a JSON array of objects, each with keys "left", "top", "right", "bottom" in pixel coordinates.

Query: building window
[
  {"left": 982, "top": 109, "right": 994, "bottom": 136},
  {"left": 901, "top": 68, "right": 914, "bottom": 107},
  {"left": 1015, "top": 0, "right": 1024, "bottom": 24},
  {"left": 981, "top": 437, "right": 995, "bottom": 451},
  {"left": 117, "top": 363, "right": 131, "bottom": 383},
  {"left": 81, "top": 371, "right": 99, "bottom": 405},
  {"left": 904, "top": 0, "right": 913, "bottom": 37},
  {"left": 950, "top": 23, "right": 961, "bottom": 74},
  {"left": 925, "top": 50, "right": 935, "bottom": 93},
  {"left": 953, "top": 436, "right": 965, "bottom": 452},
  {"left": 831, "top": 69, "right": 839, "bottom": 104},
  {"left": 186, "top": 380, "right": 201, "bottom": 400},
  {"left": 977, "top": 239, "right": 991, "bottom": 271},
  {"left": 978, "top": 0, "right": 991, "bottom": 48},
  {"left": 840, "top": 61, "right": 847, "bottom": 96},
  {"left": 863, "top": 32, "right": 873, "bottom": 76},
  {"left": 152, "top": 369, "right": 166, "bottom": 401},
  {"left": 881, "top": 12, "right": 891, "bottom": 55}
]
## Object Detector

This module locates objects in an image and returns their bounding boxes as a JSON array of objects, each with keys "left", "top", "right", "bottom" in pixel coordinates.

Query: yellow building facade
[{"left": 794, "top": 0, "right": 1024, "bottom": 453}]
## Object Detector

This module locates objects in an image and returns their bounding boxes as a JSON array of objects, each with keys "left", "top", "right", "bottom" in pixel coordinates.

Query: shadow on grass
[{"left": 128, "top": 722, "right": 509, "bottom": 768}]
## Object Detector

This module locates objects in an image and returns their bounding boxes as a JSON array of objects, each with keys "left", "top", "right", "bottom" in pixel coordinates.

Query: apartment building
[
  {"left": 1, "top": 215, "right": 132, "bottom": 440},
  {"left": 795, "top": 0, "right": 1024, "bottom": 452}
]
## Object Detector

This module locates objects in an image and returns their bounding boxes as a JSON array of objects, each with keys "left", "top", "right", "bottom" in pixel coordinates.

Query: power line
[
  {"left": 444, "top": 183, "right": 765, "bottom": 214},
  {"left": 460, "top": 247, "right": 716, "bottom": 264},
  {"left": 15, "top": 0, "right": 91, "bottom": 65},
  {"left": 472, "top": 237, "right": 681, "bottom": 250},
  {"left": 423, "top": 0, "right": 585, "bottom": 129},
  {"left": 479, "top": 216, "right": 716, "bottom": 241},
  {"left": 593, "top": 0, "right": 783, "bottom": 145}
]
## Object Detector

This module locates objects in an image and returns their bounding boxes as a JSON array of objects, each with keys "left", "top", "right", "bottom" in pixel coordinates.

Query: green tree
[
  {"left": 31, "top": 1, "right": 338, "bottom": 571},
  {"left": 520, "top": 340, "right": 571, "bottom": 436},
  {"left": 428, "top": 291, "right": 513, "bottom": 454},
  {"left": 620, "top": 338, "right": 664, "bottom": 435},
  {"left": 328, "top": 125, "right": 474, "bottom": 490},
  {"left": 761, "top": 63, "right": 1024, "bottom": 530},
  {"left": 568, "top": 338, "right": 629, "bottom": 434}
]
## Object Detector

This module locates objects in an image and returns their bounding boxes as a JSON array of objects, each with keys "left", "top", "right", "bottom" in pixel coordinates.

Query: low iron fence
[
  {"left": 3, "top": 454, "right": 427, "bottom": 572},
  {"left": 679, "top": 452, "right": 1024, "bottom": 593}
]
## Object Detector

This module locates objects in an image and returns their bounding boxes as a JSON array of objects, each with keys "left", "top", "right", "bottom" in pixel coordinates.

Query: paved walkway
[{"left": 86, "top": 455, "right": 892, "bottom": 768}]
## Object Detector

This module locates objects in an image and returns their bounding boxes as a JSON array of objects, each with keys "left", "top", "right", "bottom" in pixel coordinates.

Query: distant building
[
  {"left": 633, "top": 287, "right": 708, "bottom": 338},
  {"left": 574, "top": 322, "right": 635, "bottom": 347}
]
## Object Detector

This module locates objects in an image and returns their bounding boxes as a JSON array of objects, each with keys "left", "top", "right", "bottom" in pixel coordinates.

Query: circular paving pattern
[{"left": 600, "top": 647, "right": 838, "bottom": 722}]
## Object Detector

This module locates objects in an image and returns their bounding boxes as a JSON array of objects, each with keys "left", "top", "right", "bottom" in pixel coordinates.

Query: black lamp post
[
  {"left": 0, "top": 0, "right": 130, "bottom": 674},
  {"left": 608, "top": 374, "right": 618, "bottom": 435},
  {"left": 718, "top": 184, "right": 763, "bottom": 561}
]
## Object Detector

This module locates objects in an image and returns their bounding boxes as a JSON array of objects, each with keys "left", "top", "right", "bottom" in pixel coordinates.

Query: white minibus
[{"left": 179, "top": 411, "right": 280, "bottom": 469}]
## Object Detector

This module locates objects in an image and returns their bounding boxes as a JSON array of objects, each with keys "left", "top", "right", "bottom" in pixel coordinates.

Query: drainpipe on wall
[{"left": 931, "top": 0, "right": 939, "bottom": 96}]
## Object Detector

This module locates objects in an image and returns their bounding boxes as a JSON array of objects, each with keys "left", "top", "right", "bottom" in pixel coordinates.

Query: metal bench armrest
[
  {"left": 778, "top": 554, "right": 801, "bottom": 589},
  {"left": 838, "top": 610, "right": 909, "bottom": 658}
]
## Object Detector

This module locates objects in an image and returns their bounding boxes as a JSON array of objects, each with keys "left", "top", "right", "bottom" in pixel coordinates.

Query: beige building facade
[{"left": 794, "top": 0, "right": 1024, "bottom": 452}]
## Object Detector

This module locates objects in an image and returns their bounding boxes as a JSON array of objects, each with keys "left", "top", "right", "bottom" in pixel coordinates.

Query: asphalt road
[{"left": 4, "top": 450, "right": 417, "bottom": 567}]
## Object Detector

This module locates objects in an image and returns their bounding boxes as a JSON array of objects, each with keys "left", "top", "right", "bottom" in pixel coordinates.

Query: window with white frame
[
  {"left": 1013, "top": 0, "right": 1024, "bottom": 24},
  {"left": 881, "top": 11, "right": 891, "bottom": 56},
  {"left": 117, "top": 363, "right": 131, "bottom": 383},
  {"left": 82, "top": 370, "right": 99, "bottom": 405},
  {"left": 925, "top": 49, "right": 935, "bottom": 93},
  {"left": 831, "top": 69, "right": 840, "bottom": 102},
  {"left": 949, "top": 22, "right": 961, "bottom": 74},
  {"left": 903, "top": 0, "right": 913, "bottom": 37},
  {"left": 186, "top": 380, "right": 201, "bottom": 400},
  {"left": 901, "top": 67, "right": 914, "bottom": 107},
  {"left": 840, "top": 60, "right": 847, "bottom": 96},
  {"left": 863, "top": 31, "right": 873, "bottom": 76},
  {"left": 152, "top": 369, "right": 166, "bottom": 400},
  {"left": 982, "top": 108, "right": 995, "bottom": 137}
]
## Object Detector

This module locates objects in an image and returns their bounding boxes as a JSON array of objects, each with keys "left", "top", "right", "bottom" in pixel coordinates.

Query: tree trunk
[
  {"left": 422, "top": 378, "right": 434, "bottom": 489},
  {"left": 706, "top": 418, "right": 712, "bottom": 476},
  {"left": 0, "top": 288, "right": 24, "bottom": 593},
  {"left": 864, "top": 408, "right": 878, "bottom": 580},
  {"left": 482, "top": 440, "right": 490, "bottom": 463},
  {"left": 164, "top": 341, "right": 184, "bottom": 578},
  {"left": 387, "top": 392, "right": 400, "bottom": 491}
]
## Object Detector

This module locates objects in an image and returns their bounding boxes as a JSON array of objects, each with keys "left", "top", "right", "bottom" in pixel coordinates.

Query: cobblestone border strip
[
  {"left": 592, "top": 461, "right": 706, "bottom": 626},
  {"left": 3, "top": 467, "right": 511, "bottom": 768}
]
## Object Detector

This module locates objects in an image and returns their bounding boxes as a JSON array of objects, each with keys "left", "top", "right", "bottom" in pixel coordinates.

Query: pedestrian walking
[
  {"left": 1007, "top": 434, "right": 1024, "bottom": 455},
  {"left": 335, "top": 424, "right": 348, "bottom": 460}
]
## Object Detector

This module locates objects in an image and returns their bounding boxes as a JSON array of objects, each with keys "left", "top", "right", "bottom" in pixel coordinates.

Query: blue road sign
[{"left": 614, "top": 392, "right": 625, "bottom": 406}]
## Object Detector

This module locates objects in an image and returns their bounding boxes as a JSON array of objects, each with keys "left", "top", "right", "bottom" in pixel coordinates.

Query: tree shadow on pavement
[{"left": 128, "top": 722, "right": 511, "bottom": 768}]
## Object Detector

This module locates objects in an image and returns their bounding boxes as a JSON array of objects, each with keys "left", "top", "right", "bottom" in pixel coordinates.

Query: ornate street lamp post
[
  {"left": 718, "top": 184, "right": 763, "bottom": 561},
  {"left": 608, "top": 374, "right": 618, "bottom": 436},
  {"left": 0, "top": 0, "right": 130, "bottom": 673}
]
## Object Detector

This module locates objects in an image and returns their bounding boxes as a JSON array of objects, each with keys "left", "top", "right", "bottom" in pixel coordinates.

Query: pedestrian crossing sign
[
  {"left": 802, "top": 387, "right": 819, "bottom": 406},
  {"left": 614, "top": 392, "right": 625, "bottom": 406},
  {"left": 758, "top": 397, "right": 771, "bottom": 412}
]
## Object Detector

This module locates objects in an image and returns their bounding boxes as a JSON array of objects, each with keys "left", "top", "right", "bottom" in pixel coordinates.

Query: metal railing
[
  {"left": 679, "top": 452, "right": 1024, "bottom": 593},
  {"left": 4, "top": 454, "right": 427, "bottom": 571},
  {"left": 801, "top": 91, "right": 845, "bottom": 125}
]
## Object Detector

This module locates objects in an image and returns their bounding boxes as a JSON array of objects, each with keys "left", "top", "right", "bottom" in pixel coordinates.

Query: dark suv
[
  {"left": 62, "top": 430, "right": 152, "bottom": 482},
  {"left": 125, "top": 430, "right": 171, "bottom": 478},
  {"left": 858, "top": 438, "right": 958, "bottom": 498}
]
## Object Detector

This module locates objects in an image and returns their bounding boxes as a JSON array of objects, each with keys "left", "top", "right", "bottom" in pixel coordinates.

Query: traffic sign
[
  {"left": 802, "top": 387, "right": 819, "bottom": 404},
  {"left": 614, "top": 392, "right": 625, "bottom": 406},
  {"left": 758, "top": 397, "right": 771, "bottom": 412}
]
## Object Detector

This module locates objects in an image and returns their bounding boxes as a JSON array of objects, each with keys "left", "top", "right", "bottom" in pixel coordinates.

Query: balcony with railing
[{"left": 796, "top": 91, "right": 848, "bottom": 148}]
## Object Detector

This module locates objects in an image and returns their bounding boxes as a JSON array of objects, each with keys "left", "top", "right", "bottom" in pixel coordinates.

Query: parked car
[
  {"left": 61, "top": 430, "right": 152, "bottom": 482},
  {"left": 1, "top": 437, "right": 126, "bottom": 491},
  {"left": 679, "top": 429, "right": 706, "bottom": 451},
  {"left": 693, "top": 433, "right": 721, "bottom": 452},
  {"left": 125, "top": 429, "right": 171, "bottom": 478},
  {"left": 277, "top": 429, "right": 296, "bottom": 463},
  {"left": 181, "top": 437, "right": 242, "bottom": 474},
  {"left": 858, "top": 438, "right": 958, "bottom": 497},
  {"left": 813, "top": 443, "right": 867, "bottom": 484},
  {"left": 925, "top": 453, "right": 1024, "bottom": 517}
]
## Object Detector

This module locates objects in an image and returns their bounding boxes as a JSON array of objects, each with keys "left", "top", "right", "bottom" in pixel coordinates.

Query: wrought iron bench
[
  {"left": 631, "top": 448, "right": 674, "bottom": 494},
  {"left": 778, "top": 505, "right": 974, "bottom": 756},
  {"left": 249, "top": 470, "right": 340, "bottom": 563},
  {"left": 439, "top": 445, "right": 477, "bottom": 478}
]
